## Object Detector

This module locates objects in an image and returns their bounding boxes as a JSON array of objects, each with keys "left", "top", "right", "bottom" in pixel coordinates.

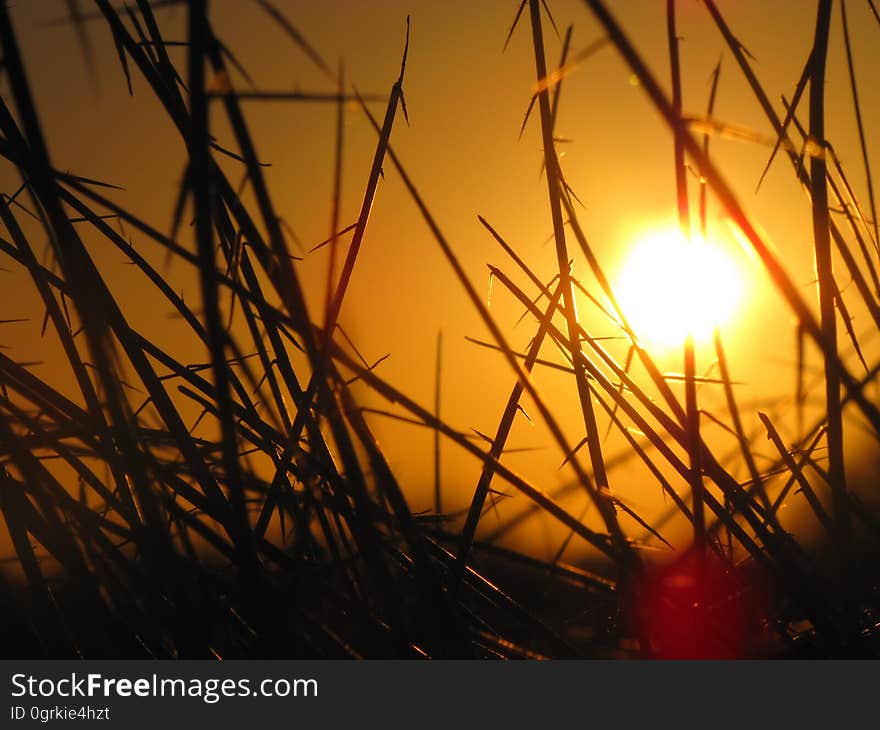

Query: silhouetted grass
[{"left": 0, "top": 0, "right": 878, "bottom": 659}]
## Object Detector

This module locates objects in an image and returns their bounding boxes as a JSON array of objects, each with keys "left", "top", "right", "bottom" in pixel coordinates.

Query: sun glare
[{"left": 615, "top": 229, "right": 744, "bottom": 348}]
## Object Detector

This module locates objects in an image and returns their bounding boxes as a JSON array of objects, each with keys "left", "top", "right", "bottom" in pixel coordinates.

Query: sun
[{"left": 615, "top": 228, "right": 744, "bottom": 348}]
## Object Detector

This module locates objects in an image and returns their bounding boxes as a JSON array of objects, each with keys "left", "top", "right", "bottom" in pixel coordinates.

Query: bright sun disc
[{"left": 615, "top": 229, "right": 743, "bottom": 348}]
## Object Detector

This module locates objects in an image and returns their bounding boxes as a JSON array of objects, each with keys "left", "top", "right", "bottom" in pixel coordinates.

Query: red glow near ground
[{"left": 632, "top": 550, "right": 771, "bottom": 659}]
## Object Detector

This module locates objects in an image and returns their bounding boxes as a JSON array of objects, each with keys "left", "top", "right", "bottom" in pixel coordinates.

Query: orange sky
[{"left": 2, "top": 1, "right": 879, "bottom": 561}]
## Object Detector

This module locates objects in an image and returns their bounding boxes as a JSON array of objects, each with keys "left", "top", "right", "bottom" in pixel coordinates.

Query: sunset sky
[{"left": 2, "top": 0, "right": 878, "bottom": 561}]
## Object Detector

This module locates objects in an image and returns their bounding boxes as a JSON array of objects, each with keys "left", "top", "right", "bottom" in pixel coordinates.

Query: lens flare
[{"left": 615, "top": 229, "right": 744, "bottom": 348}]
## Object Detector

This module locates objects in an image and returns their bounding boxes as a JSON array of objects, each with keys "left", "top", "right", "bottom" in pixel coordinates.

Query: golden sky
[{"left": 2, "top": 1, "right": 879, "bottom": 561}]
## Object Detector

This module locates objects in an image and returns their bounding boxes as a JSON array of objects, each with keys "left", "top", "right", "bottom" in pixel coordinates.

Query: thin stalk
[
  {"left": 527, "top": 0, "right": 632, "bottom": 568},
  {"left": 759, "top": 413, "right": 834, "bottom": 538},
  {"left": 667, "top": 0, "right": 690, "bottom": 238},
  {"left": 841, "top": 0, "right": 879, "bottom": 252},
  {"left": 453, "top": 283, "right": 563, "bottom": 590},
  {"left": 323, "top": 62, "right": 345, "bottom": 336},
  {"left": 808, "top": 0, "right": 850, "bottom": 553},
  {"left": 325, "top": 18, "right": 409, "bottom": 332},
  {"left": 700, "top": 58, "right": 721, "bottom": 238},
  {"left": 667, "top": 0, "right": 702, "bottom": 552},
  {"left": 188, "top": 1, "right": 261, "bottom": 606},
  {"left": 685, "top": 335, "right": 704, "bottom": 551},
  {"left": 713, "top": 329, "right": 770, "bottom": 509}
]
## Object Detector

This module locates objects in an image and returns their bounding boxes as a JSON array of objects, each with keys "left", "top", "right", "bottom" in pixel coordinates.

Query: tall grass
[{"left": 0, "top": 0, "right": 878, "bottom": 658}]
